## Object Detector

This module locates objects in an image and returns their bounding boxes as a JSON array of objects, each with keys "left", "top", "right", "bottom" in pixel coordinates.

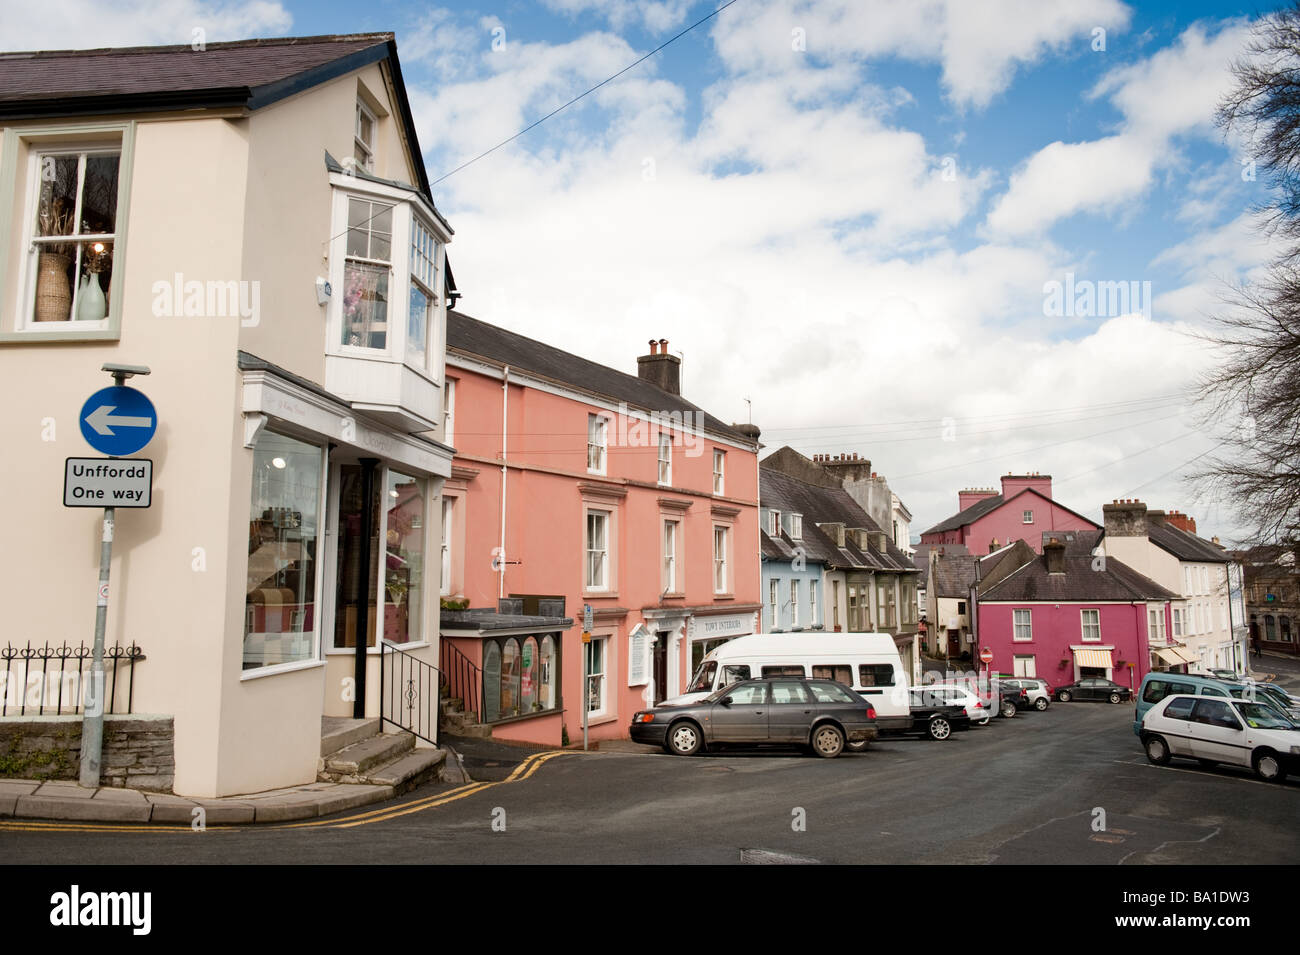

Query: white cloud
[
  {"left": 710, "top": 0, "right": 1130, "bottom": 107},
  {"left": 0, "top": 0, "right": 290, "bottom": 50},
  {"left": 984, "top": 19, "right": 1252, "bottom": 237}
]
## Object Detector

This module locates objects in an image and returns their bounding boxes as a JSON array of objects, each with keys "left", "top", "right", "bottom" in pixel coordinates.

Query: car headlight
[
  {"left": 1290, "top": 745, "right": 1300, "bottom": 755},
  {"left": 633, "top": 712, "right": 655, "bottom": 724}
]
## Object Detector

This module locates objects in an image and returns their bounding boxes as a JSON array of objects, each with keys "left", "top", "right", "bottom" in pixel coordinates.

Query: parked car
[
  {"left": 999, "top": 677, "right": 1052, "bottom": 711},
  {"left": 1139, "top": 693, "right": 1300, "bottom": 782},
  {"left": 875, "top": 689, "right": 972, "bottom": 740},
  {"left": 1204, "top": 668, "right": 1241, "bottom": 681},
  {"left": 914, "top": 684, "right": 991, "bottom": 725},
  {"left": 1132, "top": 671, "right": 1293, "bottom": 735},
  {"left": 669, "top": 631, "right": 911, "bottom": 732},
  {"left": 991, "top": 679, "right": 1033, "bottom": 715},
  {"left": 630, "top": 677, "right": 877, "bottom": 758},
  {"left": 1055, "top": 678, "right": 1132, "bottom": 703}
]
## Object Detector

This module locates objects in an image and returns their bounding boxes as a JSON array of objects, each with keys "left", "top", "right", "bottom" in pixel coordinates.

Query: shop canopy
[{"left": 1072, "top": 647, "right": 1115, "bottom": 669}]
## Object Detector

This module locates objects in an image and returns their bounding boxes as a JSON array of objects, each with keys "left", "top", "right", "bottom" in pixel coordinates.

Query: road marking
[{"left": 0, "top": 750, "right": 575, "bottom": 835}]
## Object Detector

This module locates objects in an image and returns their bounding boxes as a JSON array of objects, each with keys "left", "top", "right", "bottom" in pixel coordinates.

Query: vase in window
[
  {"left": 35, "top": 252, "right": 72, "bottom": 322},
  {"left": 77, "top": 273, "right": 107, "bottom": 322}
]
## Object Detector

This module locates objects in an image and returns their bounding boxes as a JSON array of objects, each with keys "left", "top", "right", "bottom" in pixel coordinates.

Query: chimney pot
[{"left": 659, "top": 338, "right": 668, "bottom": 349}]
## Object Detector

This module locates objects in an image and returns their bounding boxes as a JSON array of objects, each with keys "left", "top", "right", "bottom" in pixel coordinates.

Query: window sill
[
  {"left": 0, "top": 325, "right": 120, "bottom": 343},
  {"left": 240, "top": 658, "right": 326, "bottom": 681},
  {"left": 583, "top": 589, "right": 619, "bottom": 600}
]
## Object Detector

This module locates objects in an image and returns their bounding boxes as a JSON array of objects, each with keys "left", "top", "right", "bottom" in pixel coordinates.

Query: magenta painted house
[
  {"left": 975, "top": 535, "right": 1178, "bottom": 693},
  {"left": 920, "top": 473, "right": 1099, "bottom": 557},
  {"left": 437, "top": 314, "right": 762, "bottom": 747}
]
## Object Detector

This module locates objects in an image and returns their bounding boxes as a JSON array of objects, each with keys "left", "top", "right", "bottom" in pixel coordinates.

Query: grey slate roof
[
  {"left": 760, "top": 468, "right": 917, "bottom": 574},
  {"left": 447, "top": 311, "right": 753, "bottom": 446},
  {"left": 1144, "top": 521, "right": 1230, "bottom": 563},
  {"left": 980, "top": 550, "right": 1178, "bottom": 602},
  {"left": 933, "top": 555, "right": 979, "bottom": 598},
  {"left": 922, "top": 493, "right": 1006, "bottom": 535}
]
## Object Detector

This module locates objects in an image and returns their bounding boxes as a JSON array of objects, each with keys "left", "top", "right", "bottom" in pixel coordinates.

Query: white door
[{"left": 1014, "top": 655, "right": 1036, "bottom": 678}]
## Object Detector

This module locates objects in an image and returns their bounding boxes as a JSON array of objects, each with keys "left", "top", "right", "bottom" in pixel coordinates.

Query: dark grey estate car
[{"left": 629, "top": 678, "right": 878, "bottom": 758}]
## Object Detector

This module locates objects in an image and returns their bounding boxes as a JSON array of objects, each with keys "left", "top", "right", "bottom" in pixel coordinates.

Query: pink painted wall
[
  {"left": 444, "top": 363, "right": 760, "bottom": 747},
  {"left": 976, "top": 601, "right": 1164, "bottom": 691},
  {"left": 961, "top": 491, "right": 1096, "bottom": 555}
]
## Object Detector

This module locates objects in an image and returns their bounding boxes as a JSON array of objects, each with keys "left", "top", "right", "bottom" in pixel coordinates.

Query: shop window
[
  {"left": 244, "top": 432, "right": 324, "bottom": 671},
  {"left": 383, "top": 470, "right": 424, "bottom": 644},
  {"left": 483, "top": 643, "right": 501, "bottom": 722},
  {"left": 500, "top": 638, "right": 520, "bottom": 718}
]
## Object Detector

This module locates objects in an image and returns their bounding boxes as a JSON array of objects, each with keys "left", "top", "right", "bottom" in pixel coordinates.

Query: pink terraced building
[
  {"left": 920, "top": 473, "right": 1099, "bottom": 556},
  {"left": 438, "top": 316, "right": 762, "bottom": 747}
]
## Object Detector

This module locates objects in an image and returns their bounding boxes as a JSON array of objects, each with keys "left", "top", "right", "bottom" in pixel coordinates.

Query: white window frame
[
  {"left": 809, "top": 580, "right": 818, "bottom": 627},
  {"left": 443, "top": 378, "right": 456, "bottom": 446},
  {"left": 790, "top": 513, "right": 802, "bottom": 540},
  {"left": 1013, "top": 609, "right": 1033, "bottom": 642},
  {"left": 1022, "top": 510, "right": 1034, "bottom": 524},
  {"left": 657, "top": 432, "right": 672, "bottom": 485},
  {"left": 1173, "top": 607, "right": 1183, "bottom": 637},
  {"left": 1148, "top": 605, "right": 1167, "bottom": 642},
  {"left": 406, "top": 213, "right": 442, "bottom": 374},
  {"left": 440, "top": 496, "right": 453, "bottom": 596},
  {"left": 713, "top": 450, "right": 725, "bottom": 495},
  {"left": 790, "top": 579, "right": 800, "bottom": 628},
  {"left": 355, "top": 99, "right": 377, "bottom": 172},
  {"left": 662, "top": 519, "right": 678, "bottom": 594},
  {"left": 713, "top": 525, "right": 729, "bottom": 594},
  {"left": 1080, "top": 608, "right": 1101, "bottom": 642},
  {"left": 769, "top": 578, "right": 780, "bottom": 629},
  {"left": 585, "top": 509, "right": 610, "bottom": 591},
  {"left": 2, "top": 123, "right": 137, "bottom": 343},
  {"left": 588, "top": 414, "right": 608, "bottom": 475},
  {"left": 768, "top": 510, "right": 780, "bottom": 536},
  {"left": 585, "top": 634, "right": 609, "bottom": 719}
]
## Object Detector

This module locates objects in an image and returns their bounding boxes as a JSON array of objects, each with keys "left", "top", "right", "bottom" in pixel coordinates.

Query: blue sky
[{"left": 5, "top": 0, "right": 1277, "bottom": 542}]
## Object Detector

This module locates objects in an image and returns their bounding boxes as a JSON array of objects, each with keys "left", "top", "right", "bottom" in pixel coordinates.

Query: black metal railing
[
  {"left": 379, "top": 642, "right": 439, "bottom": 744},
  {"left": 1, "top": 640, "right": 144, "bottom": 717},
  {"left": 440, "top": 641, "right": 481, "bottom": 722}
]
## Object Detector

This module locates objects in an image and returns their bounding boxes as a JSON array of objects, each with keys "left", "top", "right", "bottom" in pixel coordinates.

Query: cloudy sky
[{"left": 3, "top": 0, "right": 1276, "bottom": 543}]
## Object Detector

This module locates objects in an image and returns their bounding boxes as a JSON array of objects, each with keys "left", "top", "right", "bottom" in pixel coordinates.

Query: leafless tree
[{"left": 1197, "top": 4, "right": 1300, "bottom": 543}]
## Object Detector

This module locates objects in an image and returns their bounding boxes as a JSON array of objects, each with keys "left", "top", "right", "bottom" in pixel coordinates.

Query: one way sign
[
  {"left": 64, "top": 458, "right": 153, "bottom": 508},
  {"left": 79, "top": 385, "right": 157, "bottom": 456}
]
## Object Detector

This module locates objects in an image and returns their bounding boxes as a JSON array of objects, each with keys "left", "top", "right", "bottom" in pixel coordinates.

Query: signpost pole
[
  {"left": 79, "top": 506, "right": 115, "bottom": 787},
  {"left": 76, "top": 364, "right": 153, "bottom": 789}
]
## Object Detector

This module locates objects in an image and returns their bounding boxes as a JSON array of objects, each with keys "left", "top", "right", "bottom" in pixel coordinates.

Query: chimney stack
[
  {"left": 1044, "top": 537, "right": 1066, "bottom": 574},
  {"left": 637, "top": 337, "right": 681, "bottom": 395},
  {"left": 1103, "top": 499, "right": 1148, "bottom": 538}
]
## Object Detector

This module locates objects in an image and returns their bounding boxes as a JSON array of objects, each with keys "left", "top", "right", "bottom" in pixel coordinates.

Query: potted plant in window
[{"left": 34, "top": 196, "right": 74, "bottom": 322}]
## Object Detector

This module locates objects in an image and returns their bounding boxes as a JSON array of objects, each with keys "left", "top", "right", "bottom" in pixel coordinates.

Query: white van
[{"left": 666, "top": 632, "right": 911, "bottom": 731}]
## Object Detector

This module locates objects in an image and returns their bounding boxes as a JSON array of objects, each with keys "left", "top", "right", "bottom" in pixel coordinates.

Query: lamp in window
[{"left": 77, "top": 241, "right": 110, "bottom": 322}]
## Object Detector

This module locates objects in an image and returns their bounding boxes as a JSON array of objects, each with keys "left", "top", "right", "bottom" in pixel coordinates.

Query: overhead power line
[{"left": 429, "top": 0, "right": 745, "bottom": 187}]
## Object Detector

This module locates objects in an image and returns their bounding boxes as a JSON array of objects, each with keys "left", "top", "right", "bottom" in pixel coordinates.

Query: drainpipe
[{"left": 499, "top": 366, "right": 509, "bottom": 600}]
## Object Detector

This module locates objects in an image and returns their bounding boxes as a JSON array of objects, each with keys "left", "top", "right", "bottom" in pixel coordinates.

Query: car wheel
[
  {"left": 1000, "top": 700, "right": 1017, "bottom": 718},
  {"left": 1108, "top": 692, "right": 1123, "bottom": 704},
  {"left": 846, "top": 740, "right": 870, "bottom": 752},
  {"left": 667, "top": 720, "right": 703, "bottom": 757},
  {"left": 927, "top": 717, "right": 952, "bottom": 740},
  {"left": 811, "top": 724, "right": 845, "bottom": 758},
  {"left": 1253, "top": 749, "right": 1287, "bottom": 783},
  {"left": 1034, "top": 697, "right": 1049, "bottom": 711},
  {"left": 1057, "top": 690, "right": 1072, "bottom": 702},
  {"left": 1144, "top": 734, "right": 1171, "bottom": 765}
]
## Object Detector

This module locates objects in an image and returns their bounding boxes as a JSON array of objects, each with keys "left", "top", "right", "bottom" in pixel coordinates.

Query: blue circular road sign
[{"left": 79, "top": 386, "right": 157, "bottom": 456}]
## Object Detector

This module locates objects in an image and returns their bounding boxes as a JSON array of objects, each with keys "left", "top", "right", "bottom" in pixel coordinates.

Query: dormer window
[
  {"left": 790, "top": 514, "right": 802, "bottom": 539},
  {"left": 768, "top": 510, "right": 781, "bottom": 535},
  {"left": 355, "top": 100, "right": 376, "bottom": 172}
]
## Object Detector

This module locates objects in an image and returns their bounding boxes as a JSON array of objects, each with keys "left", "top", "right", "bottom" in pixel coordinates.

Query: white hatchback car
[
  {"left": 1140, "top": 693, "right": 1300, "bottom": 783},
  {"left": 914, "top": 684, "right": 990, "bottom": 726}
]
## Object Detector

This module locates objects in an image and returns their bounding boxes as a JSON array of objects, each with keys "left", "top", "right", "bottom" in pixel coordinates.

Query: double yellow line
[{"left": 0, "top": 749, "right": 572, "bottom": 834}]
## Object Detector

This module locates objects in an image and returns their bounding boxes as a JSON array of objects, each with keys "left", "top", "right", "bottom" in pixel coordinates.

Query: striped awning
[
  {"left": 1072, "top": 647, "right": 1115, "bottom": 668},
  {"left": 1153, "top": 648, "right": 1184, "bottom": 666},
  {"left": 1167, "top": 646, "right": 1198, "bottom": 664}
]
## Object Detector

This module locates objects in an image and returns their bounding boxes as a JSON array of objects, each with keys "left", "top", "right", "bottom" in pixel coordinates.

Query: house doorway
[
  {"left": 331, "top": 460, "right": 382, "bottom": 717},
  {"left": 652, "top": 632, "right": 669, "bottom": 705}
]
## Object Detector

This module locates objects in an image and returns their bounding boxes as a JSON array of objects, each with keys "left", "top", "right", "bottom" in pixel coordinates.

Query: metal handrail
[
  {"left": 379, "top": 642, "right": 440, "bottom": 745},
  {"left": 440, "top": 641, "right": 481, "bottom": 722}
]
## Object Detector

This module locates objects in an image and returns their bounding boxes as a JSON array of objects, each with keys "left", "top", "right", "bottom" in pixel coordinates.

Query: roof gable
[{"left": 922, "top": 487, "right": 1100, "bottom": 537}]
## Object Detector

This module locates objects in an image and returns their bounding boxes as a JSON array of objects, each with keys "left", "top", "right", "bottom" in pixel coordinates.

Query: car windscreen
[
  {"left": 687, "top": 660, "right": 716, "bottom": 693},
  {"left": 1233, "top": 701, "right": 1296, "bottom": 730}
]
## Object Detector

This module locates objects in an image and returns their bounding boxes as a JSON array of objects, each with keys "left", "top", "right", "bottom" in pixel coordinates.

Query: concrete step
[
  {"left": 441, "top": 714, "right": 493, "bottom": 739},
  {"left": 365, "top": 749, "right": 446, "bottom": 794},
  {"left": 321, "top": 717, "right": 381, "bottom": 757},
  {"left": 324, "top": 731, "right": 414, "bottom": 778}
]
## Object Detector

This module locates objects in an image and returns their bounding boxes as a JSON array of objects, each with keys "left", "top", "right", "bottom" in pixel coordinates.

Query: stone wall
[{"left": 0, "top": 715, "right": 174, "bottom": 792}]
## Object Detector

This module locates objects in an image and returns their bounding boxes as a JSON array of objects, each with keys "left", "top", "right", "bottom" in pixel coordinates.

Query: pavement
[{"left": 0, "top": 748, "right": 459, "bottom": 825}]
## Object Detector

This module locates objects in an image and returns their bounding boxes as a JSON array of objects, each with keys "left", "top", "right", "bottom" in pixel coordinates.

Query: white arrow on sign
[{"left": 84, "top": 405, "right": 154, "bottom": 436}]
